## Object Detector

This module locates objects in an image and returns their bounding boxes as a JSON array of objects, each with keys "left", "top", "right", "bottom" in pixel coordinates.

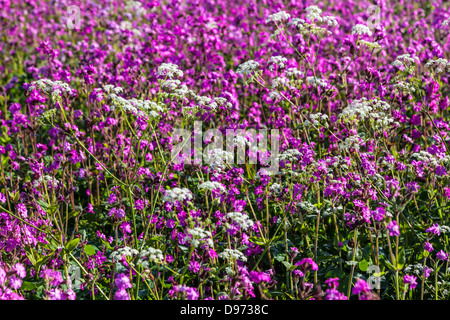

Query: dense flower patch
[{"left": 0, "top": 0, "right": 450, "bottom": 300}]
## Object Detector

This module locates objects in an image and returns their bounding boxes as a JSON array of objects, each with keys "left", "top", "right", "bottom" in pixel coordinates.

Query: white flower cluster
[
  {"left": 309, "top": 112, "right": 329, "bottom": 127},
  {"left": 359, "top": 40, "right": 381, "bottom": 51},
  {"left": 305, "top": 5, "right": 322, "bottom": 22},
  {"left": 304, "top": 5, "right": 338, "bottom": 26},
  {"left": 269, "top": 183, "right": 281, "bottom": 194},
  {"left": 124, "top": 0, "right": 146, "bottom": 16},
  {"left": 351, "top": 24, "right": 372, "bottom": 36},
  {"left": 285, "top": 68, "right": 304, "bottom": 77},
  {"left": 110, "top": 246, "right": 139, "bottom": 261},
  {"left": 391, "top": 54, "right": 419, "bottom": 74},
  {"left": 218, "top": 248, "right": 247, "bottom": 262},
  {"left": 158, "top": 63, "right": 184, "bottom": 79},
  {"left": 198, "top": 181, "right": 227, "bottom": 193},
  {"left": 271, "top": 77, "right": 290, "bottom": 89},
  {"left": 411, "top": 151, "right": 450, "bottom": 168},
  {"left": 392, "top": 81, "right": 416, "bottom": 96},
  {"left": 214, "top": 97, "right": 233, "bottom": 109},
  {"left": 32, "top": 175, "right": 61, "bottom": 188},
  {"left": 339, "top": 134, "right": 362, "bottom": 151},
  {"left": 29, "top": 79, "right": 76, "bottom": 103},
  {"left": 136, "top": 247, "right": 165, "bottom": 267},
  {"left": 233, "top": 135, "right": 249, "bottom": 148},
  {"left": 298, "top": 201, "right": 320, "bottom": 215},
  {"left": 425, "top": 58, "right": 450, "bottom": 74},
  {"left": 256, "top": 168, "right": 274, "bottom": 179},
  {"left": 442, "top": 18, "right": 450, "bottom": 27},
  {"left": 226, "top": 212, "right": 254, "bottom": 230},
  {"left": 236, "top": 60, "right": 260, "bottom": 76},
  {"left": 276, "top": 149, "right": 302, "bottom": 162},
  {"left": 288, "top": 18, "right": 332, "bottom": 37},
  {"left": 162, "top": 187, "right": 193, "bottom": 204},
  {"left": 161, "top": 79, "right": 182, "bottom": 91},
  {"left": 265, "top": 11, "right": 290, "bottom": 24},
  {"left": 268, "top": 55, "right": 287, "bottom": 71},
  {"left": 404, "top": 263, "right": 431, "bottom": 276},
  {"left": 185, "top": 227, "right": 213, "bottom": 248},
  {"left": 102, "top": 84, "right": 166, "bottom": 117},
  {"left": 205, "top": 148, "right": 233, "bottom": 170},
  {"left": 268, "top": 91, "right": 282, "bottom": 101},
  {"left": 339, "top": 98, "right": 391, "bottom": 125},
  {"left": 306, "top": 76, "right": 328, "bottom": 88}
]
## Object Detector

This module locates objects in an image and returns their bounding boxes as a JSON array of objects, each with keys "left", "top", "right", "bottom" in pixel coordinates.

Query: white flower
[
  {"left": 185, "top": 227, "right": 213, "bottom": 248},
  {"left": 425, "top": 58, "right": 450, "bottom": 74},
  {"left": 268, "top": 55, "right": 288, "bottom": 70},
  {"left": 136, "top": 247, "right": 165, "bottom": 267},
  {"left": 305, "top": 5, "right": 322, "bottom": 23},
  {"left": 266, "top": 11, "right": 290, "bottom": 24},
  {"left": 359, "top": 40, "right": 381, "bottom": 51},
  {"left": 218, "top": 249, "right": 247, "bottom": 262},
  {"left": 226, "top": 212, "right": 254, "bottom": 230},
  {"left": 158, "top": 63, "right": 184, "bottom": 79},
  {"left": 198, "top": 181, "right": 227, "bottom": 193},
  {"left": 285, "top": 68, "right": 304, "bottom": 77},
  {"left": 351, "top": 24, "right": 372, "bottom": 36},
  {"left": 306, "top": 76, "right": 328, "bottom": 87},
  {"left": 236, "top": 60, "right": 260, "bottom": 76},
  {"left": 271, "top": 77, "right": 289, "bottom": 88},
  {"left": 162, "top": 187, "right": 193, "bottom": 204},
  {"left": 268, "top": 91, "right": 282, "bottom": 100}
]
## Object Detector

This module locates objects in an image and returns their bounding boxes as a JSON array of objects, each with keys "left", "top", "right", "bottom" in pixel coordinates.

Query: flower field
[{"left": 1, "top": 0, "right": 450, "bottom": 301}]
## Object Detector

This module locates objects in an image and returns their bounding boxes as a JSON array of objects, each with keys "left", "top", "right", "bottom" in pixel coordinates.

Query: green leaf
[
  {"left": 385, "top": 260, "right": 397, "bottom": 271},
  {"left": 359, "top": 259, "right": 369, "bottom": 272},
  {"left": 21, "top": 281, "right": 39, "bottom": 291},
  {"left": 84, "top": 245, "right": 97, "bottom": 256},
  {"left": 281, "top": 261, "right": 295, "bottom": 271},
  {"left": 65, "top": 238, "right": 80, "bottom": 252},
  {"left": 397, "top": 247, "right": 405, "bottom": 270},
  {"left": 274, "top": 253, "right": 286, "bottom": 262},
  {"left": 249, "top": 236, "right": 266, "bottom": 246}
]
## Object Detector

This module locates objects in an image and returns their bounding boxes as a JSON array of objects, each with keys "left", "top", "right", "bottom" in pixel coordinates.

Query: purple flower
[
  {"left": 403, "top": 275, "right": 417, "bottom": 289},
  {"left": 325, "top": 277, "right": 340, "bottom": 289},
  {"left": 437, "top": 250, "right": 448, "bottom": 261},
  {"left": 0, "top": 193, "right": 6, "bottom": 203},
  {"left": 249, "top": 271, "right": 271, "bottom": 283},
  {"left": 114, "top": 289, "right": 130, "bottom": 300},
  {"left": 108, "top": 193, "right": 117, "bottom": 204},
  {"left": 352, "top": 279, "right": 371, "bottom": 295},
  {"left": 48, "top": 288, "right": 66, "bottom": 300},
  {"left": 372, "top": 207, "right": 385, "bottom": 221},
  {"left": 387, "top": 221, "right": 400, "bottom": 236},
  {"left": 295, "top": 258, "right": 319, "bottom": 272},
  {"left": 0, "top": 268, "right": 7, "bottom": 285},
  {"left": 325, "top": 288, "right": 347, "bottom": 300},
  {"left": 189, "top": 260, "right": 201, "bottom": 273},
  {"left": 16, "top": 203, "right": 28, "bottom": 218},
  {"left": 435, "top": 165, "right": 446, "bottom": 176},
  {"left": 109, "top": 207, "right": 126, "bottom": 219},
  {"left": 426, "top": 223, "right": 440, "bottom": 236},
  {"left": 424, "top": 242, "right": 434, "bottom": 252},
  {"left": 9, "top": 276, "right": 22, "bottom": 290},
  {"left": 12, "top": 263, "right": 26, "bottom": 278},
  {"left": 115, "top": 273, "right": 132, "bottom": 290}
]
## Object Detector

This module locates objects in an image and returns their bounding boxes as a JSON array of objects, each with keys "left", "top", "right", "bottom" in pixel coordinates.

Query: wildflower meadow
[{"left": 1, "top": 0, "right": 450, "bottom": 302}]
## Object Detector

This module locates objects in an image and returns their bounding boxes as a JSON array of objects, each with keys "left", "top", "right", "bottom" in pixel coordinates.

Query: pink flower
[
  {"left": 437, "top": 250, "right": 448, "bottom": 261},
  {"left": 352, "top": 279, "right": 371, "bottom": 295},
  {"left": 403, "top": 275, "right": 417, "bottom": 289},
  {"left": 387, "top": 221, "right": 400, "bottom": 236}
]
